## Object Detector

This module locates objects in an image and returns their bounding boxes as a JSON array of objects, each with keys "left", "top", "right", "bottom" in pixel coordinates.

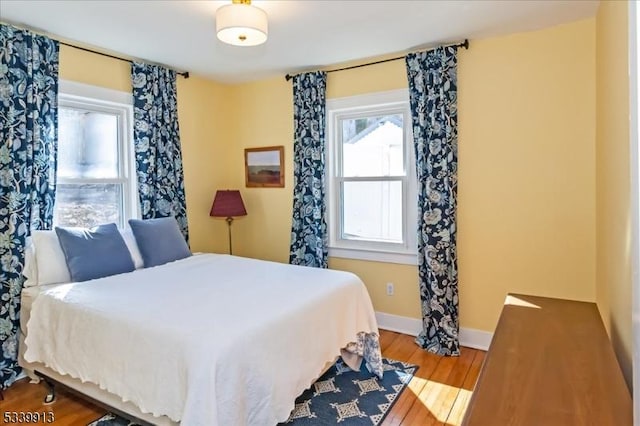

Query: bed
[{"left": 18, "top": 232, "right": 382, "bottom": 425}]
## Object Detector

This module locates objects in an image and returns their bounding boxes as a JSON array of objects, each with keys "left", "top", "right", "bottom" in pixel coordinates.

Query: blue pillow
[
  {"left": 128, "top": 217, "right": 191, "bottom": 268},
  {"left": 55, "top": 223, "right": 135, "bottom": 282}
]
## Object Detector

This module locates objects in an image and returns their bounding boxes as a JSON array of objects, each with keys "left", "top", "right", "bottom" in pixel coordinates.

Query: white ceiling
[{"left": 0, "top": 0, "right": 599, "bottom": 83}]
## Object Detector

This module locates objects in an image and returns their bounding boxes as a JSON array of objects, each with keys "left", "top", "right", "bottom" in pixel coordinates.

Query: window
[
  {"left": 326, "top": 90, "right": 417, "bottom": 265},
  {"left": 54, "top": 81, "right": 137, "bottom": 229}
]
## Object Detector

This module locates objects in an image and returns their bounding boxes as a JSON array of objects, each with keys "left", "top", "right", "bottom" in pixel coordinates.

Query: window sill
[{"left": 328, "top": 247, "right": 417, "bottom": 266}]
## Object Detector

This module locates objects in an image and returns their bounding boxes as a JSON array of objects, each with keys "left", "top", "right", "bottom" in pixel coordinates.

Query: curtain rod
[
  {"left": 284, "top": 39, "right": 469, "bottom": 82},
  {"left": 59, "top": 42, "right": 190, "bottom": 79},
  {"left": 2, "top": 21, "right": 189, "bottom": 78}
]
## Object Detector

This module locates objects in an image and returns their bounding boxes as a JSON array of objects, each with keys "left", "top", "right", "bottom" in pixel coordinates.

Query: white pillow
[
  {"left": 27, "top": 227, "right": 143, "bottom": 287},
  {"left": 23, "top": 237, "right": 38, "bottom": 283},
  {"left": 121, "top": 228, "right": 144, "bottom": 270},
  {"left": 31, "top": 230, "right": 71, "bottom": 286}
]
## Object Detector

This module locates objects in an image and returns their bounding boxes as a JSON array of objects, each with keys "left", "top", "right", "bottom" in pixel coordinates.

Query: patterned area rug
[
  {"left": 281, "top": 357, "right": 417, "bottom": 425},
  {"left": 88, "top": 357, "right": 417, "bottom": 426},
  {"left": 88, "top": 413, "right": 138, "bottom": 426}
]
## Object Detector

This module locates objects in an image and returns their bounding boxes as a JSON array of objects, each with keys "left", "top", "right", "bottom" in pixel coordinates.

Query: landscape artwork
[{"left": 245, "top": 146, "right": 284, "bottom": 188}]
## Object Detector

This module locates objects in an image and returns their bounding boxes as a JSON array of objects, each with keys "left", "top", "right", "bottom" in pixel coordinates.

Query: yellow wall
[
  {"left": 222, "top": 62, "right": 424, "bottom": 318},
  {"left": 595, "top": 0, "right": 632, "bottom": 389},
  {"left": 57, "top": 18, "right": 604, "bottom": 340},
  {"left": 176, "top": 76, "right": 235, "bottom": 254},
  {"left": 222, "top": 77, "right": 295, "bottom": 262},
  {"left": 58, "top": 45, "right": 233, "bottom": 255},
  {"left": 458, "top": 19, "right": 596, "bottom": 331},
  {"left": 226, "top": 19, "right": 597, "bottom": 332},
  {"left": 59, "top": 46, "right": 130, "bottom": 92}
]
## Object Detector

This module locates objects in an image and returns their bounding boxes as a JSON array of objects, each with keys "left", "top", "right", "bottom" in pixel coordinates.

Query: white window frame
[
  {"left": 56, "top": 80, "right": 139, "bottom": 228},
  {"left": 326, "top": 89, "right": 417, "bottom": 265}
]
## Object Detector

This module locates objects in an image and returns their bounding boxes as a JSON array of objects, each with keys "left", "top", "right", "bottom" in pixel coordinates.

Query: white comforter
[{"left": 24, "top": 254, "right": 380, "bottom": 425}]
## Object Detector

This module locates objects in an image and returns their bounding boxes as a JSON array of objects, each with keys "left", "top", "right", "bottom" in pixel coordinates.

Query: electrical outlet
[{"left": 386, "top": 282, "right": 394, "bottom": 296}]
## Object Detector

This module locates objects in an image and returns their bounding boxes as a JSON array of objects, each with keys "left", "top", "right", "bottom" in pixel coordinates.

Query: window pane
[
  {"left": 58, "top": 108, "right": 119, "bottom": 179},
  {"left": 54, "top": 183, "right": 123, "bottom": 228},
  {"left": 342, "top": 181, "right": 403, "bottom": 243},
  {"left": 342, "top": 114, "right": 404, "bottom": 177}
]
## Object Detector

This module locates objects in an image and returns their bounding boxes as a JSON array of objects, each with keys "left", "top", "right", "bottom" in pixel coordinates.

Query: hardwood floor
[
  {"left": 1, "top": 377, "right": 103, "bottom": 425},
  {"left": 379, "top": 332, "right": 485, "bottom": 426},
  {"left": 3, "top": 330, "right": 484, "bottom": 425}
]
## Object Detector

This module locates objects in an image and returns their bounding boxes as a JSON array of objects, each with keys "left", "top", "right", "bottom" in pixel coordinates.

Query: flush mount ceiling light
[{"left": 216, "top": 0, "right": 268, "bottom": 47}]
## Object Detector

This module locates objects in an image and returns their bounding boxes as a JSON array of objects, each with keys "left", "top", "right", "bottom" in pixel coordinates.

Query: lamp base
[{"left": 226, "top": 217, "right": 234, "bottom": 255}]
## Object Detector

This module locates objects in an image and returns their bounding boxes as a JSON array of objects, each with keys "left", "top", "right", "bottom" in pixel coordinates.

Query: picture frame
[{"left": 244, "top": 146, "right": 285, "bottom": 188}]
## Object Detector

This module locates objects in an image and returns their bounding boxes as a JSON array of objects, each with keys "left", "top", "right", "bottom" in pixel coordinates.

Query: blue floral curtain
[
  {"left": 406, "top": 46, "right": 460, "bottom": 355},
  {"left": 289, "top": 71, "right": 328, "bottom": 268},
  {"left": 0, "top": 24, "right": 59, "bottom": 388},
  {"left": 131, "top": 62, "right": 189, "bottom": 241}
]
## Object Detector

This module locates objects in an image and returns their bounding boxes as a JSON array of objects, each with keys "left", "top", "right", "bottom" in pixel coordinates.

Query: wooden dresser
[{"left": 462, "top": 294, "right": 632, "bottom": 426}]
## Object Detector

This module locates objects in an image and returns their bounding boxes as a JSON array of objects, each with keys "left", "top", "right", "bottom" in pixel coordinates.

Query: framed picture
[{"left": 244, "top": 146, "right": 285, "bottom": 188}]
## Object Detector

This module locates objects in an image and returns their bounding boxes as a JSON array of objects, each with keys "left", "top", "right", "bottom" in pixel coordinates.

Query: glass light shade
[{"left": 216, "top": 3, "right": 268, "bottom": 47}]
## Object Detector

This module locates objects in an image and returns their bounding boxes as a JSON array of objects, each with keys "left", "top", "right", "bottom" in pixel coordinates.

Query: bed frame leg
[{"left": 42, "top": 378, "right": 55, "bottom": 404}]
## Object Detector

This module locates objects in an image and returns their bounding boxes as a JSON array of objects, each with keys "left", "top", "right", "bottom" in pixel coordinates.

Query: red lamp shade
[{"left": 210, "top": 190, "right": 247, "bottom": 218}]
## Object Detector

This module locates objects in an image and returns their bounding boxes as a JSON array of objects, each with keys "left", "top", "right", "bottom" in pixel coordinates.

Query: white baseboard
[
  {"left": 375, "top": 311, "right": 493, "bottom": 351},
  {"left": 375, "top": 312, "right": 423, "bottom": 335}
]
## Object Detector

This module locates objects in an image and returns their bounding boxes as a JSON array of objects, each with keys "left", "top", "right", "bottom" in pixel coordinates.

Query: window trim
[
  {"left": 56, "top": 80, "right": 138, "bottom": 228},
  {"left": 326, "top": 89, "right": 417, "bottom": 265}
]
